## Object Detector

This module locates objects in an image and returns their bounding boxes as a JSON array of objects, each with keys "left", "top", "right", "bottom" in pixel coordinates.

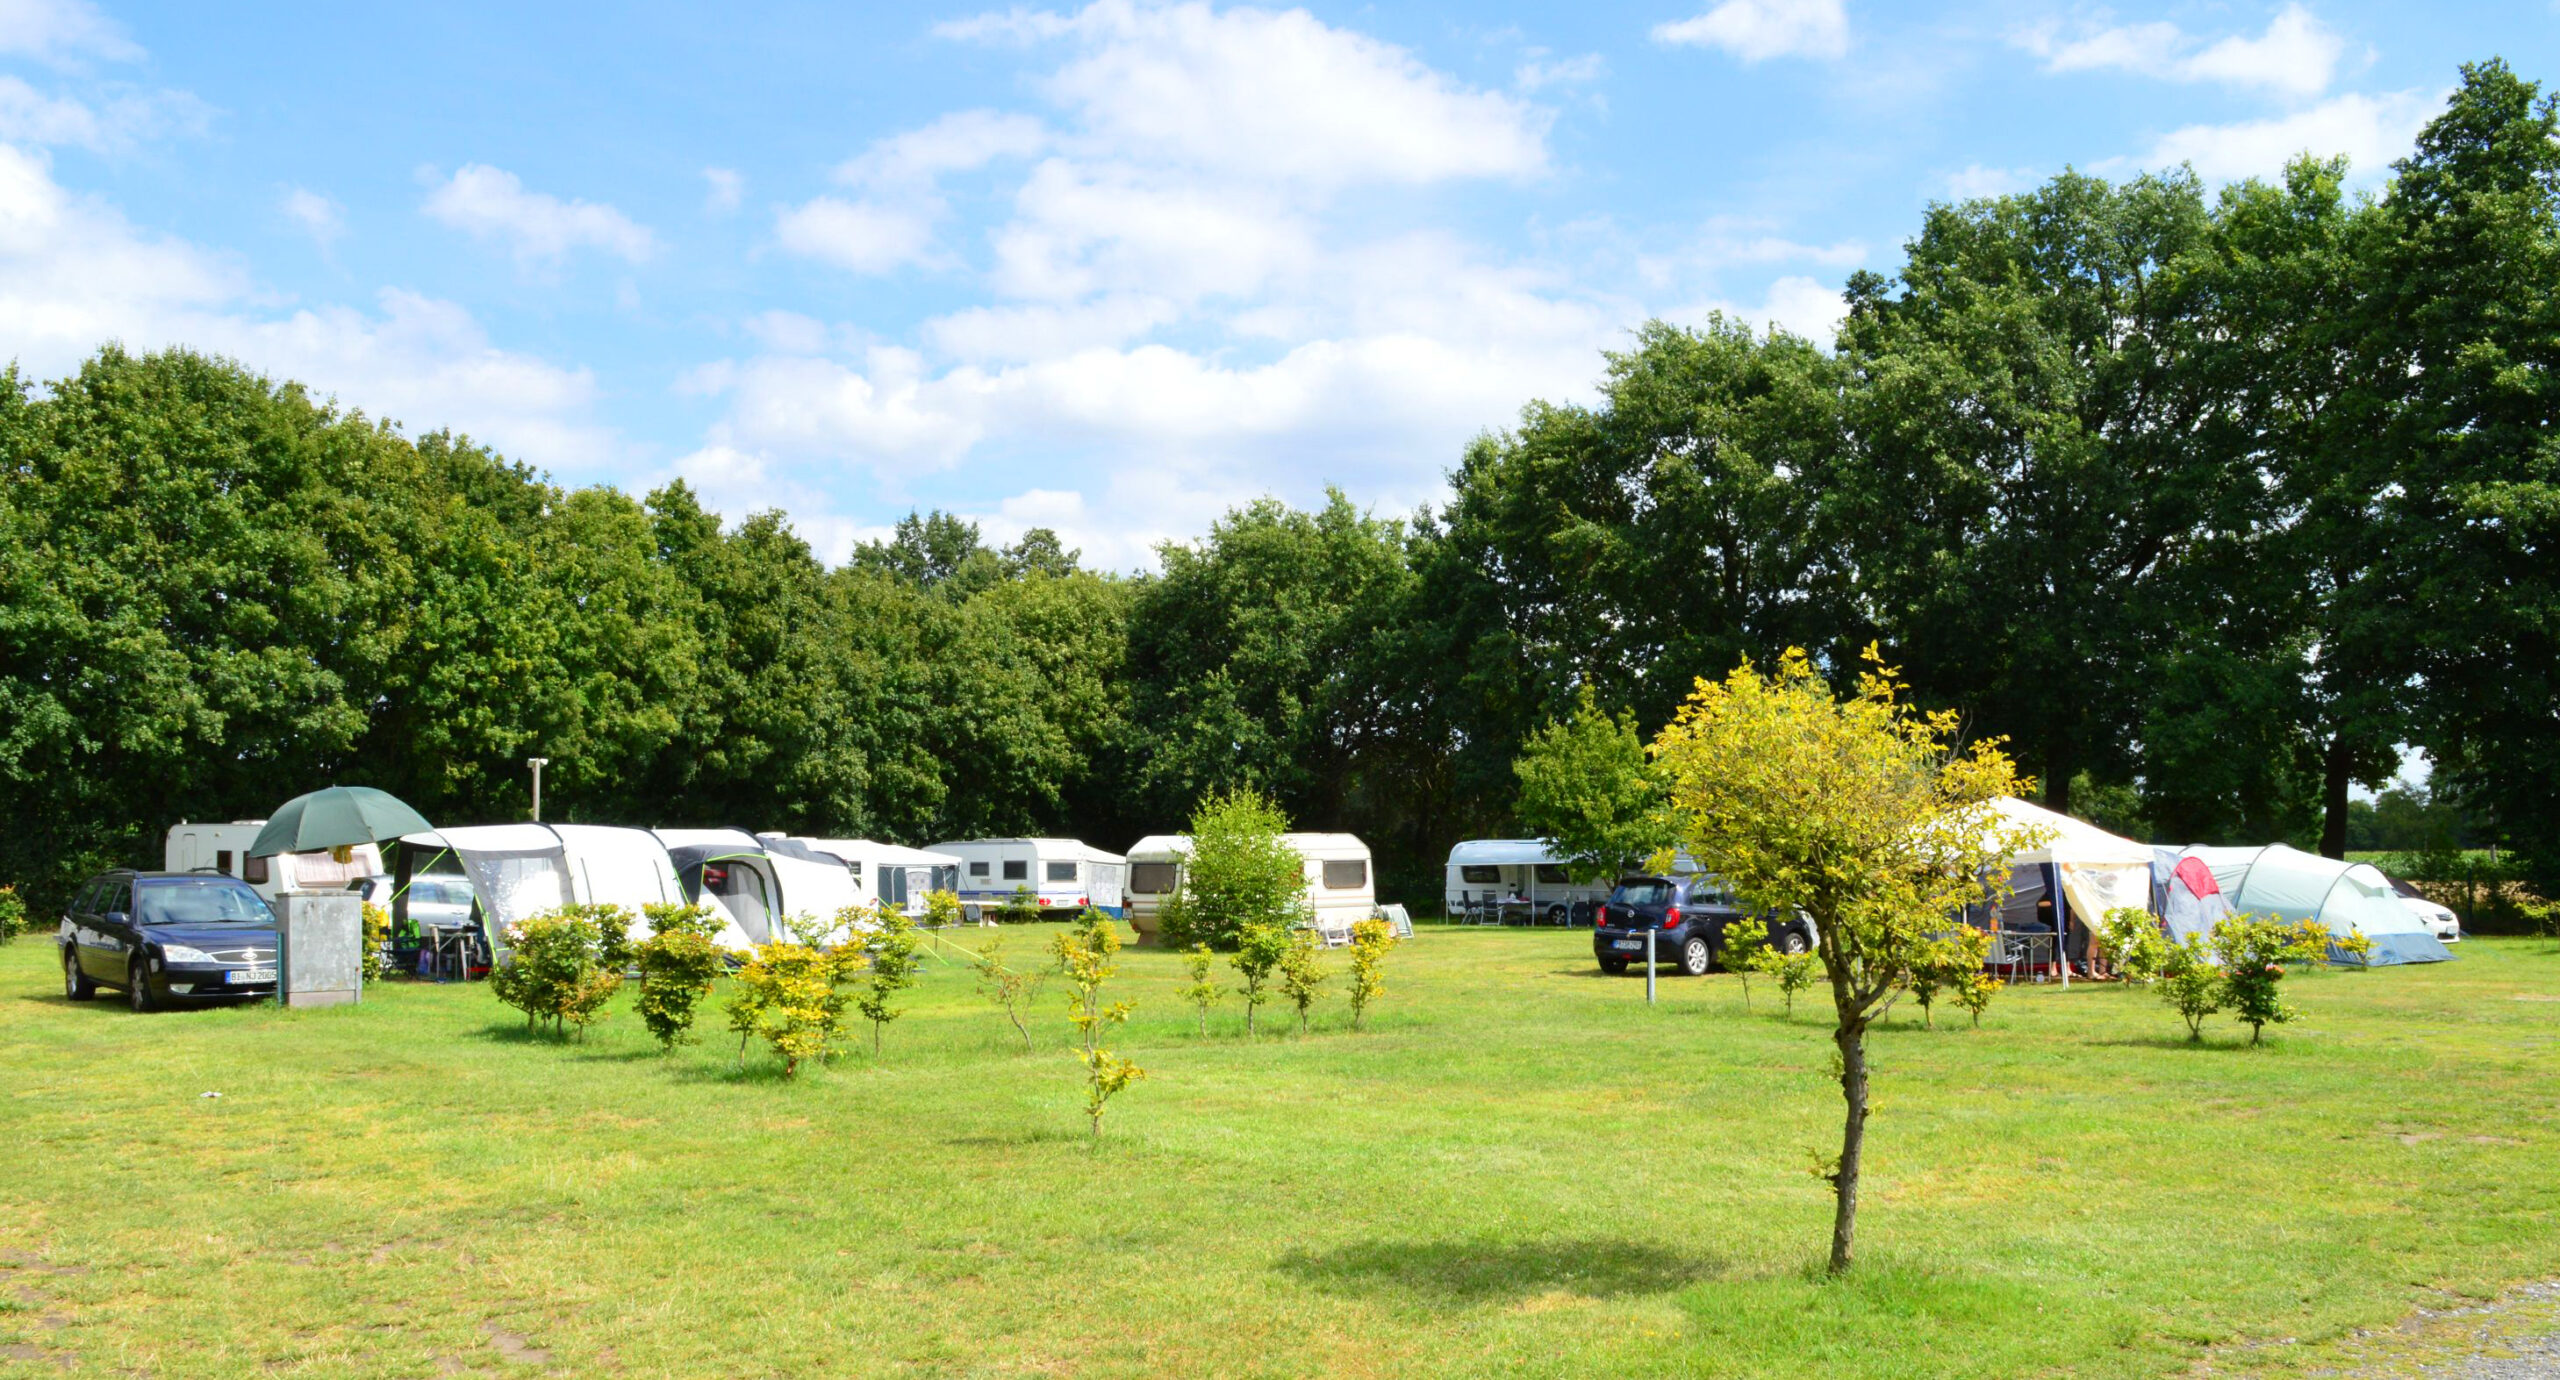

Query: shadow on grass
[
  {"left": 2082, "top": 1033, "right": 2251, "bottom": 1050},
  {"left": 943, "top": 1128, "right": 1087, "bottom": 1148},
  {"left": 1277, "top": 1237, "right": 1728, "bottom": 1303}
]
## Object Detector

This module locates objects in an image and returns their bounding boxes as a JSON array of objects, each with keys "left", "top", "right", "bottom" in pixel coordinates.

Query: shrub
[
  {"left": 573, "top": 902, "right": 639, "bottom": 974},
  {"left": 1952, "top": 969, "right": 2002, "bottom": 1027},
  {"left": 360, "top": 901, "right": 393, "bottom": 982},
  {"left": 1773, "top": 950, "right": 1818, "bottom": 1017},
  {"left": 1179, "top": 943, "right": 1223, "bottom": 1035},
  {"left": 2212, "top": 914, "right": 2310, "bottom": 1045},
  {"left": 1722, "top": 916, "right": 1770, "bottom": 1011},
  {"left": 1909, "top": 929, "right": 1990, "bottom": 1029},
  {"left": 1277, "top": 927, "right": 1329, "bottom": 1035},
  {"left": 2332, "top": 929, "right": 2374, "bottom": 966},
  {"left": 996, "top": 885, "right": 1041, "bottom": 925},
  {"left": 1159, "top": 787, "right": 1308, "bottom": 951},
  {"left": 2156, "top": 934, "right": 2223, "bottom": 1041},
  {"left": 853, "top": 904, "right": 923, "bottom": 1057},
  {"left": 923, "top": 888, "right": 963, "bottom": 929},
  {"left": 634, "top": 903, "right": 728, "bottom": 1052},
  {"left": 489, "top": 908, "right": 622, "bottom": 1041},
  {"left": 1345, "top": 919, "right": 1394, "bottom": 1031},
  {"left": 2098, "top": 907, "right": 2173, "bottom": 986},
  {"left": 972, "top": 932, "right": 1045, "bottom": 1052},
  {"left": 0, "top": 885, "right": 28, "bottom": 941},
  {"left": 724, "top": 939, "right": 864, "bottom": 1077},
  {"left": 1231, "top": 921, "right": 1289, "bottom": 1035},
  {"left": 1058, "top": 911, "right": 1142, "bottom": 1139}
]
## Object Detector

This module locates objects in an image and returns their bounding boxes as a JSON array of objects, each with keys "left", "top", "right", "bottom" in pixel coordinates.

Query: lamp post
[{"left": 527, "top": 758, "right": 550, "bottom": 822}]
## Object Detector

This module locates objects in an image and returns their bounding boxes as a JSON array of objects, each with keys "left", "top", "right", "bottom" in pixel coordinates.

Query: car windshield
[
  {"left": 1612, "top": 880, "right": 1674, "bottom": 907},
  {"left": 137, "top": 878, "right": 273, "bottom": 926},
  {"left": 411, "top": 877, "right": 475, "bottom": 908}
]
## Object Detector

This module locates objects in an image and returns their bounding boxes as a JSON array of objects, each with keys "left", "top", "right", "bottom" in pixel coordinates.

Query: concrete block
[{"left": 276, "top": 891, "right": 364, "bottom": 1009}]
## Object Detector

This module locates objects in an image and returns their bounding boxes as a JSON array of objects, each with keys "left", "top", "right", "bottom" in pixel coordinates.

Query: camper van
[
  {"left": 165, "top": 821, "right": 381, "bottom": 907},
  {"left": 1124, "top": 832, "right": 1375, "bottom": 945},
  {"left": 778, "top": 837, "right": 964, "bottom": 920},
  {"left": 930, "top": 838, "right": 1126, "bottom": 921}
]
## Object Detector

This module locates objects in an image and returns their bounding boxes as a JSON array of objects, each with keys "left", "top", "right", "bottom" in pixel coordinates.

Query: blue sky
[{"left": 2, "top": 0, "right": 2551, "bottom": 569}]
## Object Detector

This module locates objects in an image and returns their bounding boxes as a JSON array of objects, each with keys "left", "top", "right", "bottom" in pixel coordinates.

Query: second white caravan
[{"left": 1123, "top": 832, "right": 1375, "bottom": 945}]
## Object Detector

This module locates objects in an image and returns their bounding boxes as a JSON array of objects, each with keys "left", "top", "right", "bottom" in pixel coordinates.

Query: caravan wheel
[{"left": 962, "top": 904, "right": 983, "bottom": 925}]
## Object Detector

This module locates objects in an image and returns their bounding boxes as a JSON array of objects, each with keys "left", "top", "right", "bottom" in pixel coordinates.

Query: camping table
[
  {"left": 1994, "top": 930, "right": 2064, "bottom": 984},
  {"left": 424, "top": 925, "right": 475, "bottom": 982}
]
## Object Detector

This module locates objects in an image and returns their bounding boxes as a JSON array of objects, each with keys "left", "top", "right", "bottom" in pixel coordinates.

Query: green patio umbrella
[{"left": 246, "top": 786, "right": 434, "bottom": 858}]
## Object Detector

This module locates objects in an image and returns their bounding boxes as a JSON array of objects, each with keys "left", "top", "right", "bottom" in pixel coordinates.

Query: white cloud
[
  {"left": 2017, "top": 4, "right": 2349, "bottom": 100},
  {"left": 0, "top": 0, "right": 141, "bottom": 65},
  {"left": 0, "top": 143, "right": 616, "bottom": 472},
  {"left": 1681, "top": 275, "right": 1847, "bottom": 344},
  {"left": 1942, "top": 163, "right": 2036, "bottom": 199},
  {"left": 773, "top": 195, "right": 939, "bottom": 275},
  {"left": 1653, "top": 0, "right": 1849, "bottom": 62},
  {"left": 281, "top": 187, "right": 343, "bottom": 249},
  {"left": 989, "top": 157, "right": 1315, "bottom": 302},
  {"left": 420, "top": 164, "right": 658, "bottom": 267},
  {"left": 834, "top": 108, "right": 1048, "bottom": 187},
  {"left": 702, "top": 166, "right": 743, "bottom": 215},
  {"left": 2131, "top": 87, "right": 2438, "bottom": 182},
  {"left": 948, "top": 0, "right": 1550, "bottom": 186},
  {"left": 1515, "top": 52, "right": 1605, "bottom": 91},
  {"left": 0, "top": 75, "right": 209, "bottom": 150}
]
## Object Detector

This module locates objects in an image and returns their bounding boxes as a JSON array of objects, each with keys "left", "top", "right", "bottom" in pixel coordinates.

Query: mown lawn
[{"left": 1, "top": 926, "right": 2554, "bottom": 1378}]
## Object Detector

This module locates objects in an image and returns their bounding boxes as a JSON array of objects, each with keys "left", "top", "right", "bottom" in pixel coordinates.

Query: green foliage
[
  {"left": 854, "top": 905, "right": 923, "bottom": 1057},
  {"left": 1345, "top": 919, "right": 1394, "bottom": 1031},
  {"left": 633, "top": 903, "right": 728, "bottom": 1052},
  {"left": 971, "top": 933, "right": 1045, "bottom": 1052},
  {"left": 2098, "top": 907, "right": 2175, "bottom": 986},
  {"left": 0, "top": 885, "right": 25, "bottom": 940},
  {"left": 1230, "top": 922, "right": 1289, "bottom": 1036},
  {"left": 557, "top": 902, "right": 638, "bottom": 974},
  {"left": 1951, "top": 969, "right": 2002, "bottom": 1028},
  {"left": 923, "top": 888, "right": 963, "bottom": 930},
  {"left": 1512, "top": 684, "right": 1678, "bottom": 885},
  {"left": 1156, "top": 787, "right": 1308, "bottom": 951},
  {"left": 1057, "top": 911, "right": 1143, "bottom": 1139},
  {"left": 724, "top": 939, "right": 864, "bottom": 1077},
  {"left": 996, "top": 886, "right": 1041, "bottom": 925},
  {"left": 2211, "top": 914, "right": 2309, "bottom": 1045},
  {"left": 1909, "top": 929, "right": 1991, "bottom": 1030},
  {"left": 1276, "top": 927, "right": 1329, "bottom": 1035},
  {"left": 1773, "top": 950, "right": 1818, "bottom": 1017},
  {"left": 1179, "top": 943, "right": 1223, "bottom": 1035},
  {"left": 1722, "top": 916, "right": 1771, "bottom": 1011},
  {"left": 2155, "top": 935, "right": 2225, "bottom": 1042},
  {"left": 488, "top": 909, "right": 622, "bottom": 1041},
  {"left": 359, "top": 901, "right": 392, "bottom": 983}
]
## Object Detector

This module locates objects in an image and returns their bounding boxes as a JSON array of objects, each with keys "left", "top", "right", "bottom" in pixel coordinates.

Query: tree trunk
[
  {"left": 1828, "top": 1018, "right": 1871, "bottom": 1275},
  {"left": 2319, "top": 732, "right": 2354, "bottom": 860}
]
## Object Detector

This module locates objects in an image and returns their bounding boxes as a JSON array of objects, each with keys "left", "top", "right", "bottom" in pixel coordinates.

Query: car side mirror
[{"left": 103, "top": 911, "right": 130, "bottom": 927}]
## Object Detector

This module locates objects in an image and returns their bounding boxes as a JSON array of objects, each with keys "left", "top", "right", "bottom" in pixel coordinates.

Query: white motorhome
[
  {"left": 654, "top": 828, "right": 865, "bottom": 949},
  {"left": 165, "top": 821, "right": 381, "bottom": 906},
  {"left": 929, "top": 838, "right": 1126, "bottom": 921},
  {"left": 1443, "top": 839, "right": 1611, "bottom": 924},
  {"left": 779, "top": 837, "right": 964, "bottom": 920},
  {"left": 1123, "top": 832, "right": 1376, "bottom": 945}
]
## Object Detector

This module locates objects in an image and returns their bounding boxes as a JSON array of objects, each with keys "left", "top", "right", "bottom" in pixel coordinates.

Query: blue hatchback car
[
  {"left": 1592, "top": 874, "right": 1815, "bottom": 976},
  {"left": 59, "top": 870, "right": 280, "bottom": 1011}
]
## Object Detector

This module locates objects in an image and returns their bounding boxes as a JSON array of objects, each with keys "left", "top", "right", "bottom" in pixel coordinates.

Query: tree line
[{"left": 0, "top": 60, "right": 2550, "bottom": 915}]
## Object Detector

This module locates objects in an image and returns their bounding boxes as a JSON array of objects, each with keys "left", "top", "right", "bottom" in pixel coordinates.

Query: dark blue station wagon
[{"left": 60, "top": 870, "right": 280, "bottom": 1011}]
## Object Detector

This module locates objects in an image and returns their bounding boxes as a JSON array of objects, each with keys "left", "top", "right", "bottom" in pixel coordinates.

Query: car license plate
[
  {"left": 1612, "top": 940, "right": 1643, "bottom": 951},
  {"left": 228, "top": 969, "right": 277, "bottom": 985}
]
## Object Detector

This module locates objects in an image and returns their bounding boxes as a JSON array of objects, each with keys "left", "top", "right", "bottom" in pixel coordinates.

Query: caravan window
[
  {"left": 215, "top": 849, "right": 233, "bottom": 876},
  {"left": 1129, "top": 863, "right": 1178, "bottom": 895},
  {"left": 1003, "top": 860, "right": 1027, "bottom": 881},
  {"left": 243, "top": 854, "right": 270, "bottom": 886},
  {"left": 845, "top": 861, "right": 863, "bottom": 885},
  {"left": 1322, "top": 859, "right": 1367, "bottom": 890},
  {"left": 1535, "top": 864, "right": 1571, "bottom": 885},
  {"left": 969, "top": 861, "right": 990, "bottom": 879},
  {"left": 1459, "top": 865, "right": 1501, "bottom": 884},
  {"left": 1045, "top": 861, "right": 1077, "bottom": 883}
]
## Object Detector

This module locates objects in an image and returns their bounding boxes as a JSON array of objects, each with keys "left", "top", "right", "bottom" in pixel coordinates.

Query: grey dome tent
[{"left": 2174, "top": 844, "right": 2452, "bottom": 966}]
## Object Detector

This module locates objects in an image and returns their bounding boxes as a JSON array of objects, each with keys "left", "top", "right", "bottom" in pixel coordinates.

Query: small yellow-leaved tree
[
  {"left": 1652, "top": 646, "right": 2034, "bottom": 1275},
  {"left": 1059, "top": 912, "right": 1144, "bottom": 1139}
]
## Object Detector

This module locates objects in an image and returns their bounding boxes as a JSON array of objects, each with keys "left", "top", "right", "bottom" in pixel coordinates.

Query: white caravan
[
  {"left": 653, "top": 829, "right": 865, "bottom": 949},
  {"left": 930, "top": 838, "right": 1127, "bottom": 921},
  {"left": 165, "top": 821, "right": 383, "bottom": 907},
  {"left": 777, "top": 837, "right": 964, "bottom": 920},
  {"left": 1124, "top": 832, "right": 1376, "bottom": 945},
  {"left": 1442, "top": 839, "right": 1614, "bottom": 924}
]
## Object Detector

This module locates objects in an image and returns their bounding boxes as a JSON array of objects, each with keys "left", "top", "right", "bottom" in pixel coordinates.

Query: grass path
[{"left": 0, "top": 927, "right": 2553, "bottom": 1378}]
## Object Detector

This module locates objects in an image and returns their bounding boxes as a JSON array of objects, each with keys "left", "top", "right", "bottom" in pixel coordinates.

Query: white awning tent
[
  {"left": 395, "top": 824, "right": 573, "bottom": 958},
  {"left": 787, "top": 838, "right": 963, "bottom": 917},
  {"left": 1985, "top": 796, "right": 2155, "bottom": 931},
  {"left": 2177, "top": 844, "right": 2453, "bottom": 966},
  {"left": 548, "top": 824, "right": 691, "bottom": 947}
]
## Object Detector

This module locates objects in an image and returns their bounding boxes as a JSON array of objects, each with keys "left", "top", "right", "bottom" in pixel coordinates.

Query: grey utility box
[{"left": 275, "top": 891, "right": 364, "bottom": 1009}]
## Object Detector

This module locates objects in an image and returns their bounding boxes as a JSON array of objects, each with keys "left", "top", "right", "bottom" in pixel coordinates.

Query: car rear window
[
  {"left": 1611, "top": 880, "right": 1674, "bottom": 907},
  {"left": 138, "top": 878, "right": 272, "bottom": 925}
]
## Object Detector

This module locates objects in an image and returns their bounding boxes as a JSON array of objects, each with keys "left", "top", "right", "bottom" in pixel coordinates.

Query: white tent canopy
[{"left": 2180, "top": 844, "right": 2452, "bottom": 966}]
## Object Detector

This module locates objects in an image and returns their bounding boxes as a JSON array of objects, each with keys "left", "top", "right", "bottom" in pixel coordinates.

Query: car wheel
[
  {"left": 1777, "top": 928, "right": 1812, "bottom": 955},
  {"left": 962, "top": 904, "right": 984, "bottom": 925},
  {"left": 126, "top": 958, "right": 157, "bottom": 1013},
  {"left": 63, "top": 948, "right": 95, "bottom": 1001},
  {"left": 1681, "top": 935, "right": 1714, "bottom": 977},
  {"left": 1598, "top": 956, "right": 1629, "bottom": 975}
]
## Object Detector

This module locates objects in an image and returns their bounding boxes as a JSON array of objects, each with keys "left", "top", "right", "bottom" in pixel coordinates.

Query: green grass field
[{"left": 2, "top": 926, "right": 2554, "bottom": 1378}]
